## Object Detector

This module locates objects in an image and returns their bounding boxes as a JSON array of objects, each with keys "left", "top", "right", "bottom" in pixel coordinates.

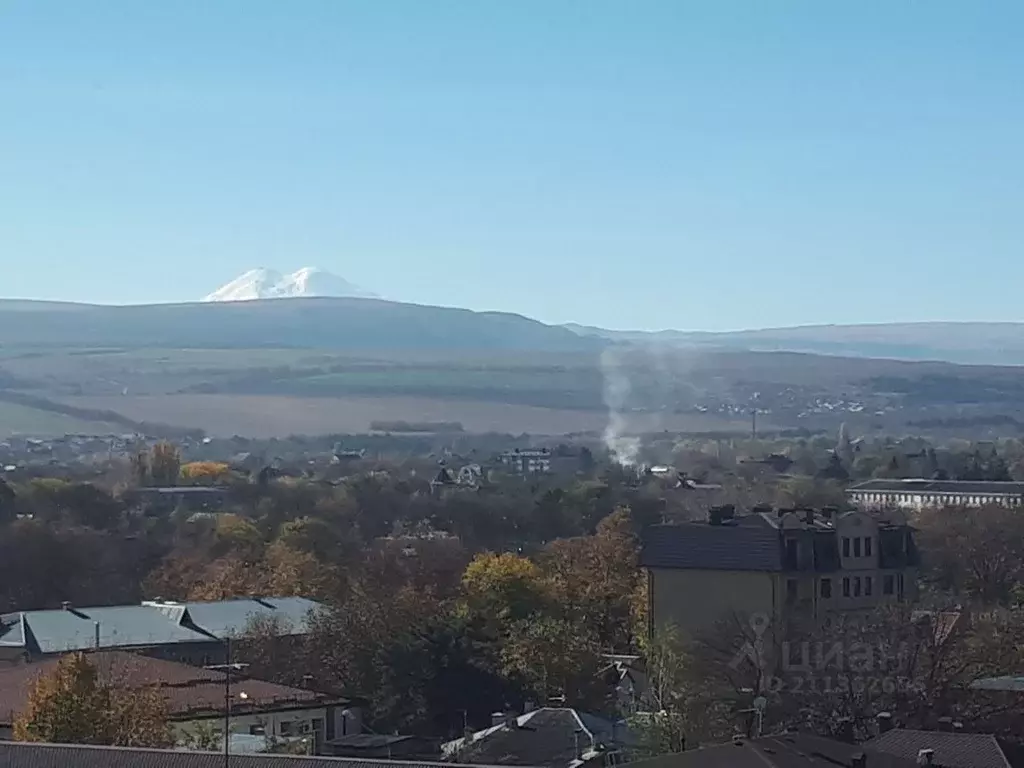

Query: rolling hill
[
  {"left": 564, "top": 322, "right": 1024, "bottom": 366},
  {"left": 0, "top": 297, "right": 598, "bottom": 353}
]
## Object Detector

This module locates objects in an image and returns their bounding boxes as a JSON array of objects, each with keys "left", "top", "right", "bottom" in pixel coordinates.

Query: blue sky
[{"left": 1, "top": 1, "right": 1021, "bottom": 331}]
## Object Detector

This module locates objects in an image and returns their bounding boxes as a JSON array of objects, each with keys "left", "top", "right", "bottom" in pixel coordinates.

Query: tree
[
  {"left": 916, "top": 503, "right": 1024, "bottom": 604},
  {"left": 628, "top": 627, "right": 733, "bottom": 756},
  {"left": 540, "top": 508, "right": 640, "bottom": 649},
  {"left": 460, "top": 552, "right": 548, "bottom": 634},
  {"left": 15, "top": 653, "right": 113, "bottom": 745},
  {"left": 501, "top": 615, "right": 602, "bottom": 708},
  {"left": 180, "top": 461, "right": 231, "bottom": 485},
  {"left": 149, "top": 442, "right": 181, "bottom": 487},
  {"left": 13, "top": 653, "right": 172, "bottom": 748}
]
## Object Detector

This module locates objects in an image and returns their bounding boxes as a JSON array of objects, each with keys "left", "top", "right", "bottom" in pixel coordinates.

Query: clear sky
[{"left": 1, "top": 1, "right": 1021, "bottom": 331}]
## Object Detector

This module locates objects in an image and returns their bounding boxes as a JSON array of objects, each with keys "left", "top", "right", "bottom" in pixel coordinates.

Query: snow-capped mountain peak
[{"left": 202, "top": 267, "right": 377, "bottom": 302}]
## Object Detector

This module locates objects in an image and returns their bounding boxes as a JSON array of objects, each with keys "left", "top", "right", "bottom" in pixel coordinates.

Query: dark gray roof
[
  {"left": 443, "top": 709, "right": 619, "bottom": 768},
  {"left": 867, "top": 729, "right": 1011, "bottom": 768},
  {"left": 848, "top": 479, "right": 1024, "bottom": 496},
  {"left": 0, "top": 742, "right": 521, "bottom": 768},
  {"left": 640, "top": 523, "right": 783, "bottom": 572},
  {"left": 625, "top": 733, "right": 915, "bottom": 767}
]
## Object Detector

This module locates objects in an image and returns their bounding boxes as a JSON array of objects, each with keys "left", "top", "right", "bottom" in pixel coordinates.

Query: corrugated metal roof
[
  {"left": 0, "top": 742, "right": 522, "bottom": 768},
  {"left": 182, "top": 597, "right": 322, "bottom": 638},
  {"left": 0, "top": 605, "right": 214, "bottom": 654},
  {"left": 0, "top": 597, "right": 324, "bottom": 654}
]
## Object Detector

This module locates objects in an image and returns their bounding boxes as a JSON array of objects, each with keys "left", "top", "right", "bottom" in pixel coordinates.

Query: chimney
[
  {"left": 937, "top": 716, "right": 953, "bottom": 732},
  {"left": 851, "top": 753, "right": 867, "bottom": 768},
  {"left": 876, "top": 712, "right": 894, "bottom": 733},
  {"left": 61, "top": 601, "right": 71, "bottom": 611},
  {"left": 491, "top": 712, "right": 504, "bottom": 727},
  {"left": 952, "top": 721, "right": 964, "bottom": 732},
  {"left": 709, "top": 507, "right": 723, "bottom": 526},
  {"left": 504, "top": 712, "right": 518, "bottom": 730},
  {"left": 917, "top": 748, "right": 935, "bottom": 766},
  {"left": 803, "top": 509, "right": 815, "bottom": 526},
  {"left": 720, "top": 504, "right": 736, "bottom": 520}
]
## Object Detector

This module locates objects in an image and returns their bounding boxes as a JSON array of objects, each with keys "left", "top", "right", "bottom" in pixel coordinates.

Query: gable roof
[
  {"left": 0, "top": 605, "right": 213, "bottom": 655},
  {"left": 174, "top": 597, "right": 320, "bottom": 638},
  {"left": 640, "top": 523, "right": 783, "bottom": 572},
  {"left": 0, "top": 597, "right": 323, "bottom": 655},
  {"left": 443, "top": 709, "right": 619, "bottom": 768},
  {"left": 867, "top": 729, "right": 1011, "bottom": 768},
  {"left": 0, "top": 650, "right": 348, "bottom": 725},
  {"left": 0, "top": 742, "right": 528, "bottom": 768}
]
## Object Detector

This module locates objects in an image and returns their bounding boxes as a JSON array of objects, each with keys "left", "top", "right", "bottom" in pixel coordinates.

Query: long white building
[{"left": 847, "top": 478, "right": 1024, "bottom": 510}]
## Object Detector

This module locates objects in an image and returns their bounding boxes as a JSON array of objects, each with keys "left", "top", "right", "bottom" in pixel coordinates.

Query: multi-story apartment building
[
  {"left": 847, "top": 478, "right": 1024, "bottom": 510},
  {"left": 640, "top": 506, "right": 919, "bottom": 637}
]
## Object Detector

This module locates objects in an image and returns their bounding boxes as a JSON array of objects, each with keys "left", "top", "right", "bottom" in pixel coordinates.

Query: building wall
[
  {"left": 649, "top": 567, "right": 779, "bottom": 636},
  {"left": 849, "top": 490, "right": 1023, "bottom": 510},
  {"left": 175, "top": 705, "right": 341, "bottom": 748}
]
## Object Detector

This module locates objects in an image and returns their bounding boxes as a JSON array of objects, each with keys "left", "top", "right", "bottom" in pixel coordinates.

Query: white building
[
  {"left": 496, "top": 448, "right": 551, "bottom": 474},
  {"left": 847, "top": 478, "right": 1024, "bottom": 510}
]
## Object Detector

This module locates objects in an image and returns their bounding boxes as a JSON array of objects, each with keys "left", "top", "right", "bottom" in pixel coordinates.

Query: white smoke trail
[{"left": 601, "top": 347, "right": 641, "bottom": 467}]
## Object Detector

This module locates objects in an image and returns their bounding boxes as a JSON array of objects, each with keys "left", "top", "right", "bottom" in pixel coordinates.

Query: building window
[
  {"left": 864, "top": 537, "right": 872, "bottom": 557},
  {"left": 898, "top": 573, "right": 905, "bottom": 597},
  {"left": 853, "top": 538, "right": 862, "bottom": 557},
  {"left": 843, "top": 577, "right": 850, "bottom": 597},
  {"left": 279, "top": 722, "right": 294, "bottom": 737},
  {"left": 865, "top": 576, "right": 873, "bottom": 596},
  {"left": 820, "top": 578, "right": 832, "bottom": 599},
  {"left": 842, "top": 537, "right": 850, "bottom": 557},
  {"left": 854, "top": 577, "right": 862, "bottom": 597},
  {"left": 249, "top": 725, "right": 266, "bottom": 736},
  {"left": 883, "top": 575, "right": 894, "bottom": 595},
  {"left": 786, "top": 579, "right": 798, "bottom": 604}
]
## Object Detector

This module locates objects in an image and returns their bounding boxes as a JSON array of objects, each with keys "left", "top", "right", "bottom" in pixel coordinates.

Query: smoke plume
[{"left": 601, "top": 348, "right": 641, "bottom": 467}]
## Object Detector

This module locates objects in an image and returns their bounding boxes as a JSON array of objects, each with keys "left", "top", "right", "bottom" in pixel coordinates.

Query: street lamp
[{"left": 204, "top": 638, "right": 249, "bottom": 768}]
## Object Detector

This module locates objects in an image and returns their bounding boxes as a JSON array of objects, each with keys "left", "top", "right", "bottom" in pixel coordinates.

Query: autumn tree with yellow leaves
[{"left": 14, "top": 653, "right": 173, "bottom": 748}]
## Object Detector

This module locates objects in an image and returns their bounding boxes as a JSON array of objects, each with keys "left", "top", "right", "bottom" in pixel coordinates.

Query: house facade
[{"left": 641, "top": 507, "right": 920, "bottom": 638}]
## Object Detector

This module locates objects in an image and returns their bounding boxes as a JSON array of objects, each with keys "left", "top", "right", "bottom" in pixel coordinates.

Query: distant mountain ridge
[
  {"left": 203, "top": 267, "right": 377, "bottom": 302},
  {"left": 563, "top": 321, "right": 1024, "bottom": 366},
  {"left": 0, "top": 297, "right": 597, "bottom": 353}
]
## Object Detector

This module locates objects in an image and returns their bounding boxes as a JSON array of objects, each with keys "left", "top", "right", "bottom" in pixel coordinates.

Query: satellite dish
[{"left": 753, "top": 696, "right": 767, "bottom": 712}]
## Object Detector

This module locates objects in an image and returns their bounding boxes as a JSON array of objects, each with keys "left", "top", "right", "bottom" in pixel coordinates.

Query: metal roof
[
  {"left": 0, "top": 597, "right": 323, "bottom": 654},
  {"left": 180, "top": 596, "right": 322, "bottom": 638},
  {"left": 0, "top": 605, "right": 213, "bottom": 654},
  {"left": 0, "top": 742, "right": 526, "bottom": 768}
]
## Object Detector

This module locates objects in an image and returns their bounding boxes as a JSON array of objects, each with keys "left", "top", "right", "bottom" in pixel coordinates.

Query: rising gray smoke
[{"left": 601, "top": 347, "right": 641, "bottom": 467}]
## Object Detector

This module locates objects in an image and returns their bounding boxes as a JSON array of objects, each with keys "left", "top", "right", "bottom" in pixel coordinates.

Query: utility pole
[
  {"left": 205, "top": 638, "right": 247, "bottom": 768},
  {"left": 224, "top": 637, "right": 231, "bottom": 768}
]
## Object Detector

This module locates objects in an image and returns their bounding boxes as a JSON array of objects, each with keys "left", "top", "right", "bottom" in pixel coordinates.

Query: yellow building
[{"left": 640, "top": 507, "right": 919, "bottom": 638}]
